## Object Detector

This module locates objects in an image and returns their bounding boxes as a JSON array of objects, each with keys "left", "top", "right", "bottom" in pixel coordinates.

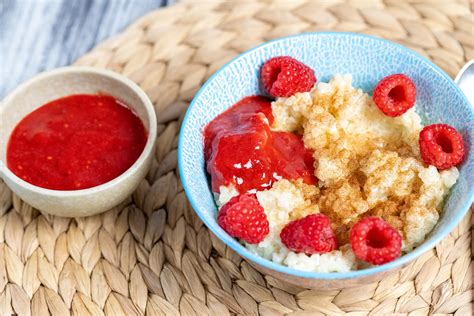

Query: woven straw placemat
[{"left": 1, "top": 0, "right": 473, "bottom": 315}]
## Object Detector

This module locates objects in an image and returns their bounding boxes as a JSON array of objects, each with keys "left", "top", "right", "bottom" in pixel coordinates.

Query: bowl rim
[
  {"left": 0, "top": 66, "right": 157, "bottom": 197},
  {"left": 178, "top": 32, "right": 474, "bottom": 280}
]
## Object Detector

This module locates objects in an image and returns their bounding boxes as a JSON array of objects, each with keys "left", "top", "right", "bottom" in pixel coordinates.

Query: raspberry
[
  {"left": 280, "top": 214, "right": 337, "bottom": 255},
  {"left": 260, "top": 56, "right": 316, "bottom": 98},
  {"left": 419, "top": 124, "right": 465, "bottom": 170},
  {"left": 349, "top": 217, "right": 402, "bottom": 265},
  {"left": 373, "top": 74, "right": 416, "bottom": 117},
  {"left": 217, "top": 194, "right": 269, "bottom": 244}
]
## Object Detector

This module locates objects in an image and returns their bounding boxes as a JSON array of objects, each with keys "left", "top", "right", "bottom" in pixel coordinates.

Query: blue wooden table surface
[{"left": 0, "top": 0, "right": 174, "bottom": 98}]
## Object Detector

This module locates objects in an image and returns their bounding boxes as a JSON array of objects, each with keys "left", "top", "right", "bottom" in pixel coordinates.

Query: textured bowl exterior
[
  {"left": 0, "top": 67, "right": 157, "bottom": 217},
  {"left": 178, "top": 32, "right": 474, "bottom": 287},
  {"left": 249, "top": 260, "right": 405, "bottom": 290}
]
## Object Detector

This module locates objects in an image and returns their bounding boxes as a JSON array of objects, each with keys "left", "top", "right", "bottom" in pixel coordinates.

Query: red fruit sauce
[
  {"left": 204, "top": 95, "right": 316, "bottom": 194},
  {"left": 7, "top": 94, "right": 148, "bottom": 190}
]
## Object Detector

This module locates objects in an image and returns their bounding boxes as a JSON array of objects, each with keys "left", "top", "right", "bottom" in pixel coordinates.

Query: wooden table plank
[{"left": 0, "top": 0, "right": 173, "bottom": 98}]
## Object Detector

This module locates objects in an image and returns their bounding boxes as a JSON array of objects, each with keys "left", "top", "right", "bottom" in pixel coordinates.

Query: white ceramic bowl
[{"left": 0, "top": 67, "right": 157, "bottom": 217}]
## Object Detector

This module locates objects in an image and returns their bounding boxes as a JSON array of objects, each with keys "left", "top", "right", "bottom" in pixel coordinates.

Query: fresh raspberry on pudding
[
  {"left": 280, "top": 214, "right": 337, "bottom": 255},
  {"left": 217, "top": 194, "right": 269, "bottom": 244},
  {"left": 350, "top": 216, "right": 402, "bottom": 265},
  {"left": 260, "top": 56, "right": 316, "bottom": 98},
  {"left": 419, "top": 123, "right": 465, "bottom": 170},
  {"left": 373, "top": 74, "right": 416, "bottom": 117}
]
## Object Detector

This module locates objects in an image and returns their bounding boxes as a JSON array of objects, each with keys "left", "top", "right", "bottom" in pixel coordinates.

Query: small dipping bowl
[{"left": 0, "top": 67, "right": 157, "bottom": 217}]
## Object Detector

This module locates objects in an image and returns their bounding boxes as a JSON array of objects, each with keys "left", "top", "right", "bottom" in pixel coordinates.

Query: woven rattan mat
[{"left": 1, "top": 1, "right": 473, "bottom": 315}]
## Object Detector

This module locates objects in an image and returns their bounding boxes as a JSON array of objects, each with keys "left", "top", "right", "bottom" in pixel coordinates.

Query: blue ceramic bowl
[{"left": 178, "top": 32, "right": 474, "bottom": 289}]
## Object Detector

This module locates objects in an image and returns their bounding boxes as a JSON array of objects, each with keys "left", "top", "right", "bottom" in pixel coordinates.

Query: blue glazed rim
[{"left": 178, "top": 32, "right": 474, "bottom": 280}]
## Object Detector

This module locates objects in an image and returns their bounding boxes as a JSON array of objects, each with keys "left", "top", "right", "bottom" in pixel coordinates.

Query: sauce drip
[
  {"left": 204, "top": 95, "right": 316, "bottom": 193},
  {"left": 7, "top": 94, "right": 147, "bottom": 190}
]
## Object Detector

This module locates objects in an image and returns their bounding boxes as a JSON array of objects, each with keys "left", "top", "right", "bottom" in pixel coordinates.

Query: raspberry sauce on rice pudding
[{"left": 204, "top": 56, "right": 464, "bottom": 272}]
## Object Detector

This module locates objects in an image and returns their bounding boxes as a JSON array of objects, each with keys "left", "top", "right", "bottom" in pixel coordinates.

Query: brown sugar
[{"left": 271, "top": 75, "right": 459, "bottom": 250}]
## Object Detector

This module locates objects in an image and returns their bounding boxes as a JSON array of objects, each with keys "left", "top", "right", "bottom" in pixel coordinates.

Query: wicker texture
[{"left": 1, "top": 0, "right": 473, "bottom": 315}]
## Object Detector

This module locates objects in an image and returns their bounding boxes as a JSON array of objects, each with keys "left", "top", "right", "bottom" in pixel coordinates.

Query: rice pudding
[{"left": 205, "top": 56, "right": 463, "bottom": 271}]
